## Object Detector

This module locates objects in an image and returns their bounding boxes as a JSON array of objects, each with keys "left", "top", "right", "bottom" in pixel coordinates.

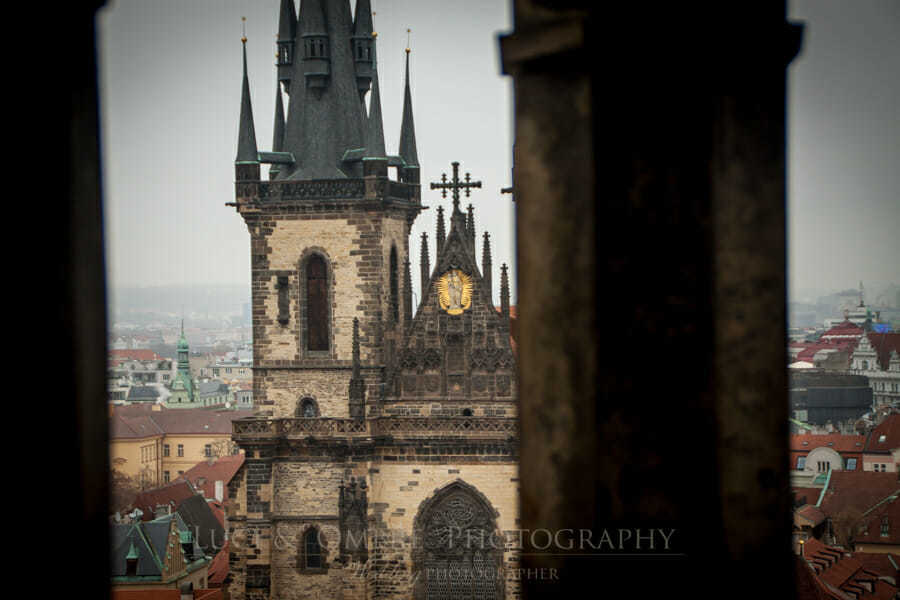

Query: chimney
[{"left": 215, "top": 480, "right": 224, "bottom": 502}]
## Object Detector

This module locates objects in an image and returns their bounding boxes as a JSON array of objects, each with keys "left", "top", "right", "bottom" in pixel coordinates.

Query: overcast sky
[
  {"left": 97, "top": 0, "right": 515, "bottom": 306},
  {"left": 97, "top": 1, "right": 898, "bottom": 307},
  {"left": 788, "top": 0, "right": 899, "bottom": 301}
]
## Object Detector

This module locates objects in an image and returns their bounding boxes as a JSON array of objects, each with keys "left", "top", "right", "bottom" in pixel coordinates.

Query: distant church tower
[
  {"left": 167, "top": 320, "right": 195, "bottom": 405},
  {"left": 227, "top": 2, "right": 518, "bottom": 599}
]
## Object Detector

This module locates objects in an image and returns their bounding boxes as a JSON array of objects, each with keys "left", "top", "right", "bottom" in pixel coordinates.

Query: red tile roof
[
  {"left": 821, "top": 320, "right": 865, "bottom": 340},
  {"left": 865, "top": 414, "right": 900, "bottom": 454},
  {"left": 207, "top": 541, "right": 231, "bottom": 586},
  {"left": 853, "top": 552, "right": 899, "bottom": 579},
  {"left": 818, "top": 471, "right": 900, "bottom": 518},
  {"left": 801, "top": 538, "right": 898, "bottom": 600},
  {"left": 855, "top": 493, "right": 900, "bottom": 546},
  {"left": 110, "top": 415, "right": 165, "bottom": 439},
  {"left": 867, "top": 332, "right": 900, "bottom": 371},
  {"left": 797, "top": 505, "right": 827, "bottom": 527},
  {"left": 110, "top": 349, "right": 163, "bottom": 361},
  {"left": 130, "top": 480, "right": 196, "bottom": 521},
  {"left": 791, "top": 434, "right": 867, "bottom": 453},
  {"left": 109, "top": 405, "right": 254, "bottom": 439},
  {"left": 794, "top": 487, "right": 825, "bottom": 508},
  {"left": 176, "top": 454, "right": 245, "bottom": 502}
]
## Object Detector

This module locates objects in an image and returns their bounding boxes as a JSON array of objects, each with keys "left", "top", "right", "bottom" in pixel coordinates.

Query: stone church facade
[{"left": 225, "top": 1, "right": 519, "bottom": 598}]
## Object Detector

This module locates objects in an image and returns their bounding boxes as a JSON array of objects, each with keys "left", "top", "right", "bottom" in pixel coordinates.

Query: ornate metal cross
[{"left": 430, "top": 161, "right": 481, "bottom": 212}]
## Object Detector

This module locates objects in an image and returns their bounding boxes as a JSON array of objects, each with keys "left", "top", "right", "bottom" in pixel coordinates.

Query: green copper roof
[{"left": 126, "top": 541, "right": 139, "bottom": 560}]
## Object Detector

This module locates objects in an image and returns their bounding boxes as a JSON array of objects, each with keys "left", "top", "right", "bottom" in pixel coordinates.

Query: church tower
[
  {"left": 227, "top": 3, "right": 518, "bottom": 599},
  {"left": 167, "top": 320, "right": 195, "bottom": 406}
]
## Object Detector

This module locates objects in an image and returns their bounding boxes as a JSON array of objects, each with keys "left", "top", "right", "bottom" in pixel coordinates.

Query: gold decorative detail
[{"left": 437, "top": 269, "right": 472, "bottom": 315}]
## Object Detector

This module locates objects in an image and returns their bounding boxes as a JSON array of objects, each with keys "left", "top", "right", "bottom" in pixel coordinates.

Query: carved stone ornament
[{"left": 437, "top": 269, "right": 473, "bottom": 315}]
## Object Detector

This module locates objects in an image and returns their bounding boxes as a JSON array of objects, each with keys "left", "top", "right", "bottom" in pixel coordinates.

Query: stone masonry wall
[{"left": 367, "top": 462, "right": 521, "bottom": 600}]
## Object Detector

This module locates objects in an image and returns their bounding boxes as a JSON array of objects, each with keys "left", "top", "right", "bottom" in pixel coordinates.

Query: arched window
[
  {"left": 296, "top": 397, "right": 319, "bottom": 418},
  {"left": 303, "top": 527, "right": 323, "bottom": 569},
  {"left": 307, "top": 255, "right": 329, "bottom": 351},
  {"left": 389, "top": 245, "right": 399, "bottom": 323},
  {"left": 413, "top": 481, "right": 503, "bottom": 600}
]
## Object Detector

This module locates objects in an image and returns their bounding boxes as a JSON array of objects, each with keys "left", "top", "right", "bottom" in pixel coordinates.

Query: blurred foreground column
[{"left": 501, "top": 3, "right": 802, "bottom": 597}]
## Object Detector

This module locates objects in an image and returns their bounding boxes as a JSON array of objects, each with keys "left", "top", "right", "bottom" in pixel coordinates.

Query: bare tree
[{"left": 110, "top": 469, "right": 141, "bottom": 514}]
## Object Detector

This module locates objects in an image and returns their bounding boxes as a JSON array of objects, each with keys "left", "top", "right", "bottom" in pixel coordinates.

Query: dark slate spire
[
  {"left": 482, "top": 232, "right": 493, "bottom": 307},
  {"left": 270, "top": 81, "right": 286, "bottom": 180},
  {"left": 235, "top": 37, "right": 259, "bottom": 164},
  {"left": 276, "top": 0, "right": 297, "bottom": 89},
  {"left": 500, "top": 263, "right": 511, "bottom": 328},
  {"left": 283, "top": 0, "right": 366, "bottom": 179},
  {"left": 363, "top": 34, "right": 386, "bottom": 160},
  {"left": 352, "top": 0, "right": 374, "bottom": 37},
  {"left": 403, "top": 258, "right": 413, "bottom": 324},
  {"left": 298, "top": 0, "right": 327, "bottom": 35},
  {"left": 273, "top": 82, "right": 286, "bottom": 151},
  {"left": 349, "top": 317, "right": 365, "bottom": 418},
  {"left": 398, "top": 48, "right": 419, "bottom": 182},
  {"left": 352, "top": 0, "right": 375, "bottom": 99},
  {"left": 420, "top": 232, "right": 430, "bottom": 300},
  {"left": 436, "top": 206, "right": 446, "bottom": 257}
]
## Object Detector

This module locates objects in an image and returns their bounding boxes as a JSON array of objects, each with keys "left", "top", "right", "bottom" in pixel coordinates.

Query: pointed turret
[
  {"left": 500, "top": 263, "right": 511, "bottom": 329},
  {"left": 282, "top": 0, "right": 365, "bottom": 179},
  {"left": 482, "top": 232, "right": 493, "bottom": 306},
  {"left": 349, "top": 317, "right": 365, "bottom": 418},
  {"left": 270, "top": 81, "right": 286, "bottom": 180},
  {"left": 403, "top": 258, "right": 413, "bottom": 324},
  {"left": 398, "top": 48, "right": 419, "bottom": 183},
  {"left": 352, "top": 0, "right": 374, "bottom": 99},
  {"left": 436, "top": 206, "right": 446, "bottom": 257},
  {"left": 236, "top": 35, "right": 260, "bottom": 181},
  {"left": 420, "top": 232, "right": 430, "bottom": 300},
  {"left": 276, "top": 0, "right": 297, "bottom": 91},
  {"left": 363, "top": 33, "right": 387, "bottom": 176},
  {"left": 466, "top": 204, "right": 476, "bottom": 254}
]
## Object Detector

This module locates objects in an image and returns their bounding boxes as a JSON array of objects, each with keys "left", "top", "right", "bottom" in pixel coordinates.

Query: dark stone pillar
[{"left": 501, "top": 3, "right": 801, "bottom": 597}]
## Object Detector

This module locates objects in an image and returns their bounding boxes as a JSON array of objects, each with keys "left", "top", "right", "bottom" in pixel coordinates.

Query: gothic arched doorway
[{"left": 412, "top": 480, "right": 504, "bottom": 600}]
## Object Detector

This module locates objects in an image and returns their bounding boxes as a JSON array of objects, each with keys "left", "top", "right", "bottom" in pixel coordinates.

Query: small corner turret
[{"left": 235, "top": 25, "right": 260, "bottom": 183}]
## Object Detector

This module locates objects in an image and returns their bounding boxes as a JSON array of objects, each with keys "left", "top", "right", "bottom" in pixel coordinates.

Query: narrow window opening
[{"left": 307, "top": 255, "right": 329, "bottom": 351}]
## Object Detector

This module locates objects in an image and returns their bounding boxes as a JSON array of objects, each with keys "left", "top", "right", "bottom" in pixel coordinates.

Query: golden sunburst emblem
[{"left": 437, "top": 269, "right": 473, "bottom": 315}]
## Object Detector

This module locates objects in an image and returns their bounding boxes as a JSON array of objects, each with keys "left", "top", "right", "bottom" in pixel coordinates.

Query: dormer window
[
  {"left": 882, "top": 515, "right": 890, "bottom": 537},
  {"left": 880, "top": 434, "right": 887, "bottom": 443}
]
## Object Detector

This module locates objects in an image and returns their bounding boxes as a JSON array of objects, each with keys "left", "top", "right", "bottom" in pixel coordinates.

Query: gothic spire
[
  {"left": 349, "top": 317, "right": 365, "bottom": 418},
  {"left": 482, "top": 232, "right": 493, "bottom": 306},
  {"left": 278, "top": 0, "right": 297, "bottom": 42},
  {"left": 466, "top": 204, "right": 476, "bottom": 253},
  {"left": 353, "top": 0, "right": 374, "bottom": 39},
  {"left": 276, "top": 0, "right": 297, "bottom": 90},
  {"left": 403, "top": 258, "right": 413, "bottom": 324},
  {"left": 298, "top": 0, "right": 326, "bottom": 35},
  {"left": 500, "top": 263, "right": 511, "bottom": 328},
  {"left": 436, "top": 206, "right": 446, "bottom": 257},
  {"left": 398, "top": 48, "right": 419, "bottom": 168},
  {"left": 235, "top": 36, "right": 259, "bottom": 164},
  {"left": 420, "top": 232, "right": 430, "bottom": 299},
  {"left": 364, "top": 34, "right": 386, "bottom": 159}
]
